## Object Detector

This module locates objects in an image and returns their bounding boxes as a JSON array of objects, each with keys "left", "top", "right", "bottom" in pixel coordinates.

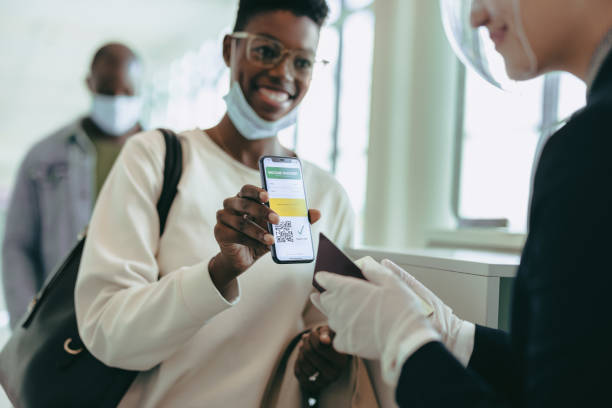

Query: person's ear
[
  {"left": 222, "top": 35, "right": 232, "bottom": 68},
  {"left": 86, "top": 74, "right": 95, "bottom": 93}
]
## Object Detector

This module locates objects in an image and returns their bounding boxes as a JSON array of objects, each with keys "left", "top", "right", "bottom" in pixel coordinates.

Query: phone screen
[{"left": 260, "top": 156, "right": 314, "bottom": 263}]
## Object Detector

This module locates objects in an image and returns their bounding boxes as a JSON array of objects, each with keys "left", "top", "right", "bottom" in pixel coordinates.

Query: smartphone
[{"left": 259, "top": 156, "right": 314, "bottom": 264}]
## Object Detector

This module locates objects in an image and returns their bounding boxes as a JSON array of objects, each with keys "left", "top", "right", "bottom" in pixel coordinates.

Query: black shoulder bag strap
[{"left": 157, "top": 128, "right": 183, "bottom": 234}]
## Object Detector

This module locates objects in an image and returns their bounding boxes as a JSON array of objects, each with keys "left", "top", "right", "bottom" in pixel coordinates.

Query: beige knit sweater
[{"left": 75, "top": 129, "right": 354, "bottom": 407}]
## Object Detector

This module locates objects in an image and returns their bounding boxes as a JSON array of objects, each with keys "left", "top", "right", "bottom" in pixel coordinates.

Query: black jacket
[{"left": 396, "top": 51, "right": 612, "bottom": 407}]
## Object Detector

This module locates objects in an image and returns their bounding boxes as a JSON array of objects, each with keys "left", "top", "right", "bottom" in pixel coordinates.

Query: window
[
  {"left": 456, "top": 70, "right": 586, "bottom": 232},
  {"left": 146, "top": 0, "right": 376, "bottom": 243},
  {"left": 296, "top": 0, "right": 375, "bottom": 243}
]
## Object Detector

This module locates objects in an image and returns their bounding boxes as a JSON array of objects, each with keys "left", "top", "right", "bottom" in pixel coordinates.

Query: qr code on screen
[{"left": 275, "top": 220, "right": 294, "bottom": 243}]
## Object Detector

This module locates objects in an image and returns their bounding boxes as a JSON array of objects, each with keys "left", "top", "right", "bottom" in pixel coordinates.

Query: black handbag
[{"left": 0, "top": 129, "right": 183, "bottom": 408}]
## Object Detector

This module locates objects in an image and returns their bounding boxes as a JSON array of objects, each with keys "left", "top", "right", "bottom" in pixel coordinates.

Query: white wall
[
  {"left": 363, "top": 0, "right": 460, "bottom": 249},
  {"left": 0, "top": 0, "right": 236, "bottom": 190}
]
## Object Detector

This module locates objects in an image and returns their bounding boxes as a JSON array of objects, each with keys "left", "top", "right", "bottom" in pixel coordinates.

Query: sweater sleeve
[{"left": 75, "top": 131, "right": 238, "bottom": 371}]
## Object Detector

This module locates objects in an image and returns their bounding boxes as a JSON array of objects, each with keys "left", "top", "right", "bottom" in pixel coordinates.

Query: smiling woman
[
  {"left": 72, "top": 1, "right": 361, "bottom": 407},
  {"left": 146, "top": 0, "right": 375, "bottom": 245}
]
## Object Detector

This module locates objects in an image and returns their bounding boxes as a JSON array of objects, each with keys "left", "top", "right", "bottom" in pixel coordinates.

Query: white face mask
[
  {"left": 90, "top": 94, "right": 143, "bottom": 136},
  {"left": 223, "top": 81, "right": 298, "bottom": 140}
]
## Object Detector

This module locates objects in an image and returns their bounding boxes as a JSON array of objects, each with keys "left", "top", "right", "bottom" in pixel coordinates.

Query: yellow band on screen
[{"left": 269, "top": 198, "right": 308, "bottom": 217}]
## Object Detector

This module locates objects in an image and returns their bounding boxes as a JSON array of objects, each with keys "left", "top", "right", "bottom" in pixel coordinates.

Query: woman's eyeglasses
[{"left": 230, "top": 32, "right": 329, "bottom": 80}]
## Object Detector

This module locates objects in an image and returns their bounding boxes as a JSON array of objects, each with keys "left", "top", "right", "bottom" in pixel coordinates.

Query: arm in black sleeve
[
  {"left": 396, "top": 341, "right": 512, "bottom": 408},
  {"left": 468, "top": 325, "right": 518, "bottom": 401},
  {"left": 396, "top": 325, "right": 517, "bottom": 407}
]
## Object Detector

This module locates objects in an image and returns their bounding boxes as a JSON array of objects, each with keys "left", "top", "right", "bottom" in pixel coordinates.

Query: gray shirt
[{"left": 2, "top": 118, "right": 96, "bottom": 328}]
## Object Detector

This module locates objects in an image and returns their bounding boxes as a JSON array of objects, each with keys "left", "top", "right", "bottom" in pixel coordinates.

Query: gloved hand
[
  {"left": 311, "top": 256, "right": 441, "bottom": 386},
  {"left": 380, "top": 259, "right": 475, "bottom": 367}
]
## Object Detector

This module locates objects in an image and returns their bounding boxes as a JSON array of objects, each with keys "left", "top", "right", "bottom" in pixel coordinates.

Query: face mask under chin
[{"left": 223, "top": 81, "right": 299, "bottom": 141}]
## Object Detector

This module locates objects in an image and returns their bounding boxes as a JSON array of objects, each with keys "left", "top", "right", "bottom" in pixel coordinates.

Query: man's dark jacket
[{"left": 396, "top": 51, "right": 612, "bottom": 407}]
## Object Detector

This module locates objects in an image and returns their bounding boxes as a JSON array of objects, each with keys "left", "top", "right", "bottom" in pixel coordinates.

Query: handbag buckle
[{"left": 64, "top": 338, "right": 83, "bottom": 355}]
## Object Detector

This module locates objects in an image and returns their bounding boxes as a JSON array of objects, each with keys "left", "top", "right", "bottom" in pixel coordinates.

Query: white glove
[
  {"left": 311, "top": 256, "right": 441, "bottom": 386},
  {"left": 380, "top": 259, "right": 475, "bottom": 367}
]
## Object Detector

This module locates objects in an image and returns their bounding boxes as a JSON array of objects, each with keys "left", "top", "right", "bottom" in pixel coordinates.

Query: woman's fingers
[
  {"left": 294, "top": 355, "right": 320, "bottom": 394},
  {"left": 301, "top": 338, "right": 340, "bottom": 382},
  {"left": 317, "top": 325, "right": 332, "bottom": 344},
  {"left": 224, "top": 196, "right": 279, "bottom": 224},
  {"left": 308, "top": 327, "right": 347, "bottom": 369},
  {"left": 238, "top": 184, "right": 269, "bottom": 203},
  {"left": 308, "top": 209, "right": 321, "bottom": 225},
  {"left": 215, "top": 212, "right": 274, "bottom": 246},
  {"left": 218, "top": 186, "right": 320, "bottom": 254}
]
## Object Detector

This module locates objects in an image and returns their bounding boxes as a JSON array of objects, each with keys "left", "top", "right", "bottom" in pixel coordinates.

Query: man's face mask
[{"left": 90, "top": 94, "right": 143, "bottom": 136}]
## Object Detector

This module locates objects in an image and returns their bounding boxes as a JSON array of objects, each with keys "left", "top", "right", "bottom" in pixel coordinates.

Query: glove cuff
[
  {"left": 381, "top": 325, "right": 440, "bottom": 387},
  {"left": 451, "top": 320, "right": 475, "bottom": 366}
]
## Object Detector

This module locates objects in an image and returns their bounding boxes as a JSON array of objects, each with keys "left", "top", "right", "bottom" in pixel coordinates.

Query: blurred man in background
[{"left": 2, "top": 42, "right": 143, "bottom": 328}]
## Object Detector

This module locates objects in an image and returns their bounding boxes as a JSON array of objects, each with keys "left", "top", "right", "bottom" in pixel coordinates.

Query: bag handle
[{"left": 157, "top": 128, "right": 183, "bottom": 235}]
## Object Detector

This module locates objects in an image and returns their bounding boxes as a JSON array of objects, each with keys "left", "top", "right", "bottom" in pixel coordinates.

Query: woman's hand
[
  {"left": 294, "top": 325, "right": 350, "bottom": 395},
  {"left": 211, "top": 184, "right": 277, "bottom": 283},
  {"left": 209, "top": 184, "right": 321, "bottom": 291}
]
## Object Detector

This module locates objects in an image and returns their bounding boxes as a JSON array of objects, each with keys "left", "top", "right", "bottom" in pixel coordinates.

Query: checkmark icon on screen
[{"left": 298, "top": 225, "right": 305, "bottom": 234}]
